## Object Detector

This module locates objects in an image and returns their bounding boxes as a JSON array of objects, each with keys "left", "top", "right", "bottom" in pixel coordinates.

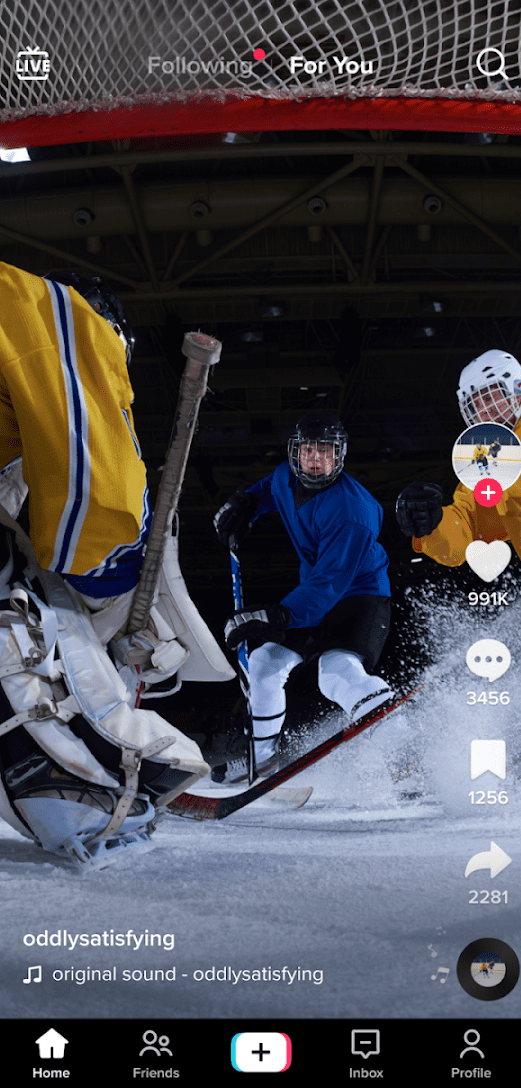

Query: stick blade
[
  {"left": 167, "top": 785, "right": 312, "bottom": 819},
  {"left": 259, "top": 785, "right": 313, "bottom": 809}
]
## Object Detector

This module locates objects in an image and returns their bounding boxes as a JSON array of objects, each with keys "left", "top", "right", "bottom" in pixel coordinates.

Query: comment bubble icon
[
  {"left": 351, "top": 1028, "right": 380, "bottom": 1059},
  {"left": 466, "top": 639, "right": 511, "bottom": 682}
]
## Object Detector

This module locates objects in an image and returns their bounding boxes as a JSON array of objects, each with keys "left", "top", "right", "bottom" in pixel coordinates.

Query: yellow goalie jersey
[
  {"left": 0, "top": 262, "right": 150, "bottom": 596},
  {"left": 412, "top": 421, "right": 521, "bottom": 565}
]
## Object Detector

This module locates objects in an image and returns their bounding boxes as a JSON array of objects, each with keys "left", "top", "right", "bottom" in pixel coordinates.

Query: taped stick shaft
[{"left": 127, "top": 332, "right": 222, "bottom": 635}]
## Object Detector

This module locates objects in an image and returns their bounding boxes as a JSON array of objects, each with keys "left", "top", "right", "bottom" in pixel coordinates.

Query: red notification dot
[
  {"left": 253, "top": 48, "right": 266, "bottom": 61},
  {"left": 474, "top": 478, "right": 503, "bottom": 507}
]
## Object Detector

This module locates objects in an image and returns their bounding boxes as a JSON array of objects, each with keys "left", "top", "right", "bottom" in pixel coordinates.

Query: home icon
[{"left": 35, "top": 1028, "right": 69, "bottom": 1059}]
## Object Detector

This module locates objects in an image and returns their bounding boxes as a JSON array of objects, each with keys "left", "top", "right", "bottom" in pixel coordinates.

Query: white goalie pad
[
  {"left": 32, "top": 575, "right": 209, "bottom": 772},
  {"left": 0, "top": 575, "right": 211, "bottom": 864},
  {"left": 0, "top": 504, "right": 214, "bottom": 863},
  {"left": 83, "top": 527, "right": 235, "bottom": 688},
  {"left": 0, "top": 576, "right": 209, "bottom": 807},
  {"left": 151, "top": 531, "right": 235, "bottom": 683},
  {"left": 0, "top": 457, "right": 28, "bottom": 520}
]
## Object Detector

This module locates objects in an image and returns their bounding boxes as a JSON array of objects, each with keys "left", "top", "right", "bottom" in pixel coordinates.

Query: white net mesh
[{"left": 1, "top": 0, "right": 521, "bottom": 125}]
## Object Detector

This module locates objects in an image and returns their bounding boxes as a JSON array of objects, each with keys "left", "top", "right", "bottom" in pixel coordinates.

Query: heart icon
[{"left": 465, "top": 540, "right": 511, "bottom": 583}]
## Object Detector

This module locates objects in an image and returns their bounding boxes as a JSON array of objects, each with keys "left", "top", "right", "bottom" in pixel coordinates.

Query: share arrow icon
[{"left": 464, "top": 841, "right": 512, "bottom": 879}]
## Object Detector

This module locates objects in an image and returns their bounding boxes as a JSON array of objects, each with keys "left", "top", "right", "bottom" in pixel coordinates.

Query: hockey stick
[
  {"left": 168, "top": 684, "right": 423, "bottom": 820},
  {"left": 229, "top": 536, "right": 256, "bottom": 785},
  {"left": 126, "top": 331, "right": 222, "bottom": 637},
  {"left": 225, "top": 540, "right": 308, "bottom": 801}
]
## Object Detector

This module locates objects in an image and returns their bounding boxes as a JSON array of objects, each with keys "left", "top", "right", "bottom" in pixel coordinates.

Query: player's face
[
  {"left": 472, "top": 384, "right": 520, "bottom": 426},
  {"left": 299, "top": 441, "right": 336, "bottom": 476}
]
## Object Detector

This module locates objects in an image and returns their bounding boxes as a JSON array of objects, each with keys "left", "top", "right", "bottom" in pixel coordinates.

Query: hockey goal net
[{"left": 1, "top": 1, "right": 521, "bottom": 146}]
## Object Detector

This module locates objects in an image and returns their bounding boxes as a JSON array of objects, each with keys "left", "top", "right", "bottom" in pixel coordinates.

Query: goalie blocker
[{"left": 0, "top": 503, "right": 233, "bottom": 869}]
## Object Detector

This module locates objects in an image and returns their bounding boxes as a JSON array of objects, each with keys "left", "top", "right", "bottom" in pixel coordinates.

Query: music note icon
[
  {"left": 431, "top": 967, "right": 450, "bottom": 983},
  {"left": 23, "top": 965, "right": 42, "bottom": 984},
  {"left": 428, "top": 944, "right": 438, "bottom": 958}
]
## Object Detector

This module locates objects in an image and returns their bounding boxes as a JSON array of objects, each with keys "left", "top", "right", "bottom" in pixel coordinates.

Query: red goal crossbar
[{"left": 1, "top": 96, "right": 521, "bottom": 149}]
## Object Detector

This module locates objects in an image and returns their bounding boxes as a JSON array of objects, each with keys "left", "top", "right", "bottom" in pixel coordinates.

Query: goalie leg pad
[{"left": 0, "top": 571, "right": 209, "bottom": 863}]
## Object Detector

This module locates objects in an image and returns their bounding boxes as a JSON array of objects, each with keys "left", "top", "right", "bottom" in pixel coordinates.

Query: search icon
[{"left": 476, "top": 47, "right": 508, "bottom": 80}]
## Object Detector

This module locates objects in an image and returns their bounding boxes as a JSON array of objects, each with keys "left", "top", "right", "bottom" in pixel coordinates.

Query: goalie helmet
[
  {"left": 44, "top": 270, "right": 135, "bottom": 365},
  {"left": 457, "top": 349, "right": 521, "bottom": 428},
  {"left": 288, "top": 411, "right": 348, "bottom": 491}
]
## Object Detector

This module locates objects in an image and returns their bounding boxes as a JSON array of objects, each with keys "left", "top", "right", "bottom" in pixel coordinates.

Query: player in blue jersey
[{"left": 213, "top": 411, "right": 394, "bottom": 782}]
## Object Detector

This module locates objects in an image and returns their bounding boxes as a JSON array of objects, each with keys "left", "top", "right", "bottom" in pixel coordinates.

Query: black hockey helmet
[
  {"left": 288, "top": 411, "right": 348, "bottom": 490},
  {"left": 44, "top": 270, "right": 135, "bottom": 366}
]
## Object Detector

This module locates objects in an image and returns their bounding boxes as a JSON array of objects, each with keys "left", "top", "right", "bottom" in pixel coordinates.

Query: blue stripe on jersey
[
  {"left": 78, "top": 479, "right": 152, "bottom": 579},
  {"left": 121, "top": 408, "right": 141, "bottom": 457},
  {"left": 46, "top": 279, "right": 92, "bottom": 573},
  {"left": 66, "top": 485, "right": 152, "bottom": 596}
]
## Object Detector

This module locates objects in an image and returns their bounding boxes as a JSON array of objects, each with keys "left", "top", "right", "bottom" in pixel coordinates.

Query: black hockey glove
[
  {"left": 213, "top": 490, "right": 259, "bottom": 548},
  {"left": 224, "top": 604, "right": 291, "bottom": 650},
  {"left": 395, "top": 482, "right": 444, "bottom": 538}
]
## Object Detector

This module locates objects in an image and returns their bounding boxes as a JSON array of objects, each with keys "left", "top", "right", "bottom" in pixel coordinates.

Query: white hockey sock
[
  {"left": 248, "top": 642, "right": 303, "bottom": 740},
  {"left": 318, "top": 649, "right": 393, "bottom": 721}
]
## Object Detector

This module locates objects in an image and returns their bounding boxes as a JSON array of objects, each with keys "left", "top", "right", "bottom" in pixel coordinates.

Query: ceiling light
[
  {"left": 421, "top": 298, "right": 447, "bottom": 314},
  {"left": 0, "top": 146, "right": 30, "bottom": 162},
  {"left": 415, "top": 326, "right": 437, "bottom": 338},
  {"left": 241, "top": 330, "right": 263, "bottom": 342},
  {"left": 259, "top": 303, "right": 285, "bottom": 318},
  {"left": 423, "top": 195, "right": 443, "bottom": 214}
]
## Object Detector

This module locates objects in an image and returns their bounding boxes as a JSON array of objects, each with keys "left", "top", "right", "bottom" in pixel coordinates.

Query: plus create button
[{"left": 474, "top": 478, "right": 503, "bottom": 507}]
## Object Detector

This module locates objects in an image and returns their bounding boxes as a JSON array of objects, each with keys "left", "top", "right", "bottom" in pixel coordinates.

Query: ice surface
[{"left": 1, "top": 580, "right": 520, "bottom": 1021}]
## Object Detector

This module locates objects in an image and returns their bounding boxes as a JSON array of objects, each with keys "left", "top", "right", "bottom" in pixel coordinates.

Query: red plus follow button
[{"left": 474, "top": 478, "right": 503, "bottom": 507}]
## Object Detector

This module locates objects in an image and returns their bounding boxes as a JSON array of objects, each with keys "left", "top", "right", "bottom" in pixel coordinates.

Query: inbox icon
[{"left": 351, "top": 1029, "right": 380, "bottom": 1059}]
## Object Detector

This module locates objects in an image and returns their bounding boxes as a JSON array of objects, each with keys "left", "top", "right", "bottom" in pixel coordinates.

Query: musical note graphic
[
  {"left": 431, "top": 967, "right": 450, "bottom": 983},
  {"left": 23, "top": 965, "right": 42, "bottom": 984},
  {"left": 428, "top": 944, "right": 438, "bottom": 958}
]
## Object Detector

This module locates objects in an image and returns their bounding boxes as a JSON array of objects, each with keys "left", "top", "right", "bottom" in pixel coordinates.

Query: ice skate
[
  {"left": 349, "top": 676, "right": 394, "bottom": 723},
  {"left": 210, "top": 737, "right": 280, "bottom": 786},
  {"left": 4, "top": 752, "right": 157, "bottom": 870},
  {"left": 318, "top": 649, "right": 393, "bottom": 725}
]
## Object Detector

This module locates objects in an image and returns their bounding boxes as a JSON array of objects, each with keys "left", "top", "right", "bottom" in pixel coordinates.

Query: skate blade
[{"left": 63, "top": 830, "right": 156, "bottom": 872}]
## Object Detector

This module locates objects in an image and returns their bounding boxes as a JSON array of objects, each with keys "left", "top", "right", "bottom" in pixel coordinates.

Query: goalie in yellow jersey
[
  {"left": 0, "top": 263, "right": 146, "bottom": 592},
  {"left": 395, "top": 349, "right": 521, "bottom": 565},
  {"left": 471, "top": 444, "right": 490, "bottom": 477},
  {"left": 0, "top": 262, "right": 233, "bottom": 868}
]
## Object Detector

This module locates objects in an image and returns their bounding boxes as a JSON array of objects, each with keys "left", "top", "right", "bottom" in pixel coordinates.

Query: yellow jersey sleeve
[{"left": 0, "top": 262, "right": 150, "bottom": 592}]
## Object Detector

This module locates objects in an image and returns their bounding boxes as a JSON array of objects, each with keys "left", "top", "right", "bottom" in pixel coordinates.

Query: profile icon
[
  {"left": 460, "top": 1029, "right": 485, "bottom": 1059},
  {"left": 452, "top": 422, "right": 521, "bottom": 492}
]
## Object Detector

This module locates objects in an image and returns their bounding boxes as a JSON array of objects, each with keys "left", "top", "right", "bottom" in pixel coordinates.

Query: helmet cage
[
  {"left": 459, "top": 378, "right": 521, "bottom": 429},
  {"left": 288, "top": 435, "right": 347, "bottom": 490}
]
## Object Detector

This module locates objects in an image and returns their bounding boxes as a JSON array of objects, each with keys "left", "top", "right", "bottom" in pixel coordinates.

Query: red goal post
[{"left": 1, "top": 1, "right": 521, "bottom": 148}]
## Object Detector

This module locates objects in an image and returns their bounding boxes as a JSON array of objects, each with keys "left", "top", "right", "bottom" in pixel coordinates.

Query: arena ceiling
[{"left": 2, "top": 126, "right": 521, "bottom": 594}]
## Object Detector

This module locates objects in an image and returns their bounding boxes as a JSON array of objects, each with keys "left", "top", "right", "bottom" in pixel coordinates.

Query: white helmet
[{"left": 457, "top": 349, "right": 521, "bottom": 428}]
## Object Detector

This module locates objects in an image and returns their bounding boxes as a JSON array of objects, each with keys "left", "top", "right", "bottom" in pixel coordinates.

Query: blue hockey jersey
[{"left": 246, "top": 463, "right": 391, "bottom": 629}]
